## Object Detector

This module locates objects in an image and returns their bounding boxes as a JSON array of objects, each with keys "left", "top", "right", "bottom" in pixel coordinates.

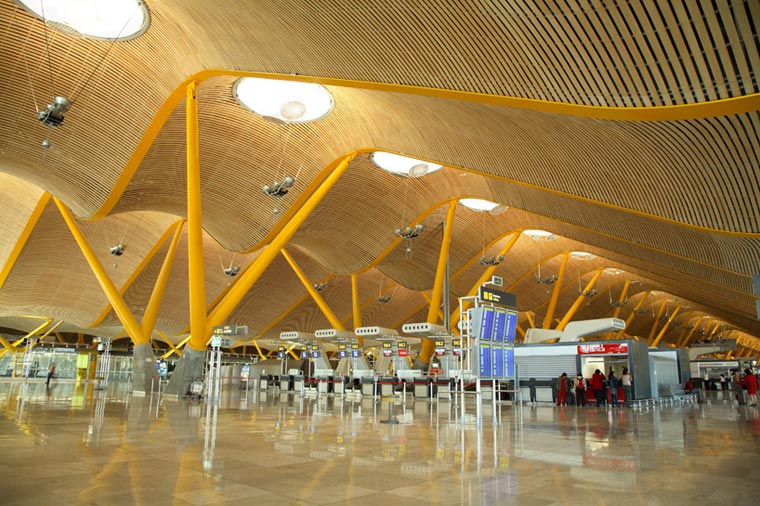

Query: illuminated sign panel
[
  {"left": 479, "top": 346, "right": 492, "bottom": 377},
  {"left": 577, "top": 343, "right": 629, "bottom": 355},
  {"left": 504, "top": 310, "right": 518, "bottom": 343},
  {"left": 492, "top": 308, "right": 507, "bottom": 341}
]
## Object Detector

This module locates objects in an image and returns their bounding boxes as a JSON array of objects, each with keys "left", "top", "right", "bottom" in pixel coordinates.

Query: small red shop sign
[
  {"left": 398, "top": 349, "right": 408, "bottom": 357},
  {"left": 577, "top": 343, "right": 629, "bottom": 355}
]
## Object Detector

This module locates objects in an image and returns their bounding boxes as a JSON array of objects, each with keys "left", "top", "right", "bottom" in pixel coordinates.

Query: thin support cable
[{"left": 39, "top": 1, "right": 57, "bottom": 99}]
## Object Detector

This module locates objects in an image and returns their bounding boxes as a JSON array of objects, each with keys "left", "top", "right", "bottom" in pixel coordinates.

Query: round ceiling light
[
  {"left": 234, "top": 77, "right": 334, "bottom": 123},
  {"left": 570, "top": 251, "right": 596, "bottom": 261},
  {"left": 18, "top": 0, "right": 150, "bottom": 41},
  {"left": 523, "top": 229, "right": 555, "bottom": 239},
  {"left": 459, "top": 198, "right": 501, "bottom": 212},
  {"left": 370, "top": 152, "right": 443, "bottom": 177}
]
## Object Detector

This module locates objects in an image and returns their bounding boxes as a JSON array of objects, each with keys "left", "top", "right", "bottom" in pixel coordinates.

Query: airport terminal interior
[{"left": 0, "top": 1, "right": 759, "bottom": 504}]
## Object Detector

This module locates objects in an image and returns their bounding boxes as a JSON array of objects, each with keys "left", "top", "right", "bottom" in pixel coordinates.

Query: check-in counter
[
  {"left": 413, "top": 377, "right": 432, "bottom": 398},
  {"left": 361, "top": 377, "right": 377, "bottom": 397}
]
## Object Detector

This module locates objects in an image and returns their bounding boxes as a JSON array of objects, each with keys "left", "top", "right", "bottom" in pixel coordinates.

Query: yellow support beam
[
  {"left": 89, "top": 220, "right": 184, "bottom": 328},
  {"left": 161, "top": 335, "right": 191, "bottom": 359},
  {"left": 449, "top": 231, "right": 522, "bottom": 328},
  {"left": 647, "top": 299, "right": 669, "bottom": 343},
  {"left": 616, "top": 291, "right": 651, "bottom": 339},
  {"left": 140, "top": 222, "right": 184, "bottom": 341},
  {"left": 281, "top": 249, "right": 344, "bottom": 330},
  {"left": 351, "top": 274, "right": 361, "bottom": 329},
  {"left": 0, "top": 193, "right": 51, "bottom": 290},
  {"left": 651, "top": 306, "right": 681, "bottom": 347},
  {"left": 54, "top": 198, "right": 145, "bottom": 344},
  {"left": 0, "top": 319, "right": 53, "bottom": 358},
  {"left": 525, "top": 312, "right": 536, "bottom": 329},
  {"left": 426, "top": 201, "right": 457, "bottom": 324},
  {"left": 91, "top": 68, "right": 760, "bottom": 227},
  {"left": 54, "top": 332, "right": 66, "bottom": 344},
  {"left": 556, "top": 269, "right": 603, "bottom": 331},
  {"left": 351, "top": 274, "right": 363, "bottom": 346},
  {"left": 252, "top": 339, "right": 266, "bottom": 360},
  {"left": 543, "top": 252, "right": 570, "bottom": 329},
  {"left": 185, "top": 80, "right": 207, "bottom": 351},
  {"left": 204, "top": 152, "right": 357, "bottom": 343},
  {"left": 420, "top": 202, "right": 457, "bottom": 365}
]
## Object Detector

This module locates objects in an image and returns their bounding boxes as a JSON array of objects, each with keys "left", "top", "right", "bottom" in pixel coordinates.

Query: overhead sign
[
  {"left": 434, "top": 339, "right": 445, "bottom": 356},
  {"left": 213, "top": 325, "right": 248, "bottom": 336},
  {"left": 351, "top": 343, "right": 360, "bottom": 350},
  {"left": 478, "top": 286, "right": 517, "bottom": 308},
  {"left": 398, "top": 349, "right": 408, "bottom": 357},
  {"left": 338, "top": 343, "right": 346, "bottom": 350},
  {"left": 577, "top": 343, "right": 629, "bottom": 355},
  {"left": 210, "top": 336, "right": 234, "bottom": 348},
  {"left": 397, "top": 341, "right": 407, "bottom": 349}
]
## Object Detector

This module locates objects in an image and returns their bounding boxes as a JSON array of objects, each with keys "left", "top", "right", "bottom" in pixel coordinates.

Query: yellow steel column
[
  {"left": 651, "top": 306, "right": 681, "bottom": 347},
  {"left": 252, "top": 340, "right": 266, "bottom": 360},
  {"left": 647, "top": 299, "right": 669, "bottom": 343},
  {"left": 420, "top": 201, "right": 457, "bottom": 364},
  {"left": 0, "top": 193, "right": 51, "bottom": 290},
  {"left": 449, "top": 231, "right": 522, "bottom": 328},
  {"left": 204, "top": 152, "right": 357, "bottom": 342},
  {"left": 556, "top": 269, "right": 603, "bottom": 331},
  {"left": 140, "top": 222, "right": 185, "bottom": 341},
  {"left": 0, "top": 319, "right": 53, "bottom": 359},
  {"left": 612, "top": 280, "right": 631, "bottom": 319},
  {"left": 616, "top": 291, "right": 651, "bottom": 339},
  {"left": 185, "top": 80, "right": 207, "bottom": 351},
  {"left": 351, "top": 274, "right": 363, "bottom": 346},
  {"left": 351, "top": 274, "right": 361, "bottom": 329},
  {"left": 281, "top": 249, "right": 345, "bottom": 330},
  {"left": 426, "top": 201, "right": 457, "bottom": 324},
  {"left": 525, "top": 312, "right": 536, "bottom": 329},
  {"left": 54, "top": 198, "right": 144, "bottom": 344},
  {"left": 161, "top": 336, "right": 191, "bottom": 359},
  {"left": 542, "top": 252, "right": 570, "bottom": 329}
]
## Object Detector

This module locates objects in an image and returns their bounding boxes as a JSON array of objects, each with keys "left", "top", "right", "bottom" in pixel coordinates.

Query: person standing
[
  {"left": 591, "top": 369, "right": 606, "bottom": 407},
  {"left": 575, "top": 375, "right": 586, "bottom": 406},
  {"left": 608, "top": 370, "right": 619, "bottom": 407},
  {"left": 621, "top": 367, "right": 633, "bottom": 407},
  {"left": 703, "top": 371, "right": 710, "bottom": 390},
  {"left": 720, "top": 374, "right": 727, "bottom": 391},
  {"left": 557, "top": 372, "right": 568, "bottom": 406},
  {"left": 741, "top": 369, "right": 758, "bottom": 406},
  {"left": 45, "top": 362, "right": 56, "bottom": 386},
  {"left": 732, "top": 369, "right": 745, "bottom": 405}
]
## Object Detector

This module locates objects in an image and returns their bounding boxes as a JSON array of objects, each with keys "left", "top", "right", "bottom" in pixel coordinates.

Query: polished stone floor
[{"left": 0, "top": 380, "right": 758, "bottom": 505}]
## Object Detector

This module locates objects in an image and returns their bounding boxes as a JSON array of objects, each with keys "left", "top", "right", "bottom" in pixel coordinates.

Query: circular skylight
[
  {"left": 523, "top": 229, "right": 554, "bottom": 239},
  {"left": 370, "top": 152, "right": 443, "bottom": 177},
  {"left": 604, "top": 268, "right": 625, "bottom": 275},
  {"left": 18, "top": 0, "right": 150, "bottom": 41},
  {"left": 234, "top": 78, "right": 334, "bottom": 123},
  {"left": 570, "top": 251, "right": 596, "bottom": 260},
  {"left": 459, "top": 198, "right": 500, "bottom": 212}
]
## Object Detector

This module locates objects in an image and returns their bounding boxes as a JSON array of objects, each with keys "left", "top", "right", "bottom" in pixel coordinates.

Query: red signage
[
  {"left": 397, "top": 349, "right": 408, "bottom": 357},
  {"left": 577, "top": 343, "right": 629, "bottom": 355}
]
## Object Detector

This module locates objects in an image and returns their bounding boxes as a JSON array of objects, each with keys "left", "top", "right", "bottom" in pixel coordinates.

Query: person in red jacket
[
  {"left": 590, "top": 369, "right": 606, "bottom": 407},
  {"left": 741, "top": 369, "right": 759, "bottom": 406}
]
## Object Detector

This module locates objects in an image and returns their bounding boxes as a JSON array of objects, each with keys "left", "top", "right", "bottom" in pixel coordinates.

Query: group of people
[
  {"left": 556, "top": 368, "right": 633, "bottom": 408},
  {"left": 731, "top": 368, "right": 759, "bottom": 406}
]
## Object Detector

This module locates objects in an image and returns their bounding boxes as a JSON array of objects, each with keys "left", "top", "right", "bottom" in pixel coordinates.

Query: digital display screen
[
  {"left": 311, "top": 345, "right": 320, "bottom": 351},
  {"left": 398, "top": 341, "right": 407, "bottom": 349},
  {"left": 492, "top": 308, "right": 507, "bottom": 341},
  {"left": 311, "top": 351, "right": 321, "bottom": 358},
  {"left": 338, "top": 350, "right": 347, "bottom": 358},
  {"left": 452, "top": 339, "right": 461, "bottom": 348},
  {"left": 277, "top": 351, "right": 284, "bottom": 358},
  {"left": 479, "top": 346, "right": 491, "bottom": 377},
  {"left": 476, "top": 306, "right": 495, "bottom": 340},
  {"left": 504, "top": 348, "right": 514, "bottom": 376},
  {"left": 351, "top": 343, "right": 360, "bottom": 349},
  {"left": 492, "top": 347, "right": 504, "bottom": 377},
  {"left": 351, "top": 350, "right": 360, "bottom": 358},
  {"left": 504, "top": 310, "right": 518, "bottom": 343},
  {"left": 300, "top": 351, "right": 308, "bottom": 359},
  {"left": 434, "top": 339, "right": 445, "bottom": 348},
  {"left": 338, "top": 343, "right": 346, "bottom": 350}
]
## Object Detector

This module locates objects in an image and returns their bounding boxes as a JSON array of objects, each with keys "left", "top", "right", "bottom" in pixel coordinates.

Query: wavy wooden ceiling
[{"left": 0, "top": 0, "right": 758, "bottom": 352}]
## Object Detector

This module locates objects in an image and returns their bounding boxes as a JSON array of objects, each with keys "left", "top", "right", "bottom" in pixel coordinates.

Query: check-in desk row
[{"left": 257, "top": 374, "right": 460, "bottom": 399}]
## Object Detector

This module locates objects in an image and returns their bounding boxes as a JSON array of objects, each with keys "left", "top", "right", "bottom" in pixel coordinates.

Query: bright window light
[
  {"left": 370, "top": 152, "right": 442, "bottom": 177},
  {"left": 604, "top": 268, "right": 624, "bottom": 275},
  {"left": 570, "top": 251, "right": 596, "bottom": 260},
  {"left": 18, "top": 0, "right": 150, "bottom": 40},
  {"left": 234, "top": 78, "right": 334, "bottom": 123},
  {"left": 523, "top": 229, "right": 554, "bottom": 238},
  {"left": 459, "top": 198, "right": 499, "bottom": 212}
]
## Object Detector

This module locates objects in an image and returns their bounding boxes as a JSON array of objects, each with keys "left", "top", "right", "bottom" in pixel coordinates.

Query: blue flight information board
[
  {"left": 492, "top": 347, "right": 504, "bottom": 378},
  {"left": 504, "top": 310, "right": 518, "bottom": 343},
  {"left": 479, "top": 346, "right": 492, "bottom": 377},
  {"left": 492, "top": 308, "right": 507, "bottom": 341},
  {"left": 475, "top": 306, "right": 496, "bottom": 340},
  {"left": 504, "top": 348, "right": 515, "bottom": 377}
]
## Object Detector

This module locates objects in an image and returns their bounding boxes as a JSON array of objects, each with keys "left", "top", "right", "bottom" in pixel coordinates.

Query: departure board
[
  {"left": 479, "top": 346, "right": 492, "bottom": 377},
  {"left": 504, "top": 309, "right": 518, "bottom": 343},
  {"left": 492, "top": 308, "right": 507, "bottom": 341},
  {"left": 492, "top": 347, "right": 504, "bottom": 377},
  {"left": 473, "top": 306, "right": 495, "bottom": 340},
  {"left": 504, "top": 348, "right": 515, "bottom": 376}
]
